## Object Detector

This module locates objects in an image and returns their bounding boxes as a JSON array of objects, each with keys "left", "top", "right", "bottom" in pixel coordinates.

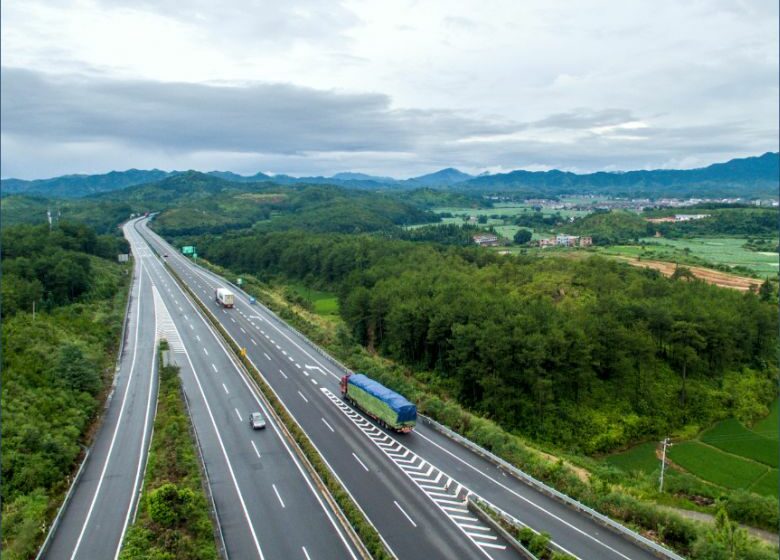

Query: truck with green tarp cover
[{"left": 340, "top": 373, "right": 417, "bottom": 433}]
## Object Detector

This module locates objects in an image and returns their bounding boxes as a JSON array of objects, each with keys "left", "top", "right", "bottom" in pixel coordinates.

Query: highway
[
  {"left": 123, "top": 219, "right": 361, "bottom": 560},
  {"left": 43, "top": 223, "right": 158, "bottom": 560},
  {"left": 137, "top": 218, "right": 666, "bottom": 560}
]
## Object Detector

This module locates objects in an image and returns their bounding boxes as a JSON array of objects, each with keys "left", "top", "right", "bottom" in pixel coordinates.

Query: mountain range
[{"left": 2, "top": 152, "right": 777, "bottom": 199}]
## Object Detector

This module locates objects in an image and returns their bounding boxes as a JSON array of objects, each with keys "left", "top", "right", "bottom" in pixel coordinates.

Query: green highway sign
[
  {"left": 182, "top": 246, "right": 195, "bottom": 255},
  {"left": 237, "top": 278, "right": 243, "bottom": 286}
]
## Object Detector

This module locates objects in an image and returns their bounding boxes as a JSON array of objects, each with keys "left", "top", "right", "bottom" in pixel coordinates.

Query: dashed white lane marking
[
  {"left": 222, "top": 383, "right": 229, "bottom": 394},
  {"left": 352, "top": 453, "right": 369, "bottom": 472},
  {"left": 272, "top": 484, "right": 286, "bottom": 508},
  {"left": 322, "top": 388, "right": 504, "bottom": 555},
  {"left": 204, "top": 348, "right": 209, "bottom": 356},
  {"left": 196, "top": 335, "right": 201, "bottom": 342},
  {"left": 240, "top": 327, "right": 246, "bottom": 334},
  {"left": 251, "top": 440, "right": 261, "bottom": 458},
  {"left": 394, "top": 501, "right": 417, "bottom": 528},
  {"left": 279, "top": 370, "right": 288, "bottom": 379},
  {"left": 234, "top": 408, "right": 242, "bottom": 421},
  {"left": 297, "top": 390, "right": 308, "bottom": 403},
  {"left": 295, "top": 363, "right": 302, "bottom": 369},
  {"left": 302, "top": 546, "right": 311, "bottom": 560},
  {"left": 311, "top": 379, "right": 318, "bottom": 385},
  {"left": 230, "top": 317, "right": 236, "bottom": 323},
  {"left": 264, "top": 353, "right": 271, "bottom": 360},
  {"left": 288, "top": 356, "right": 294, "bottom": 362},
  {"left": 184, "top": 314, "right": 189, "bottom": 320},
  {"left": 251, "top": 339, "right": 257, "bottom": 346},
  {"left": 321, "top": 418, "right": 335, "bottom": 432}
]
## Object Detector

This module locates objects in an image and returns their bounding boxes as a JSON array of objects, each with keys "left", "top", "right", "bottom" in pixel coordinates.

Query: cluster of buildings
[
  {"left": 645, "top": 213, "right": 710, "bottom": 224},
  {"left": 472, "top": 234, "right": 500, "bottom": 247},
  {"left": 538, "top": 234, "right": 592, "bottom": 248}
]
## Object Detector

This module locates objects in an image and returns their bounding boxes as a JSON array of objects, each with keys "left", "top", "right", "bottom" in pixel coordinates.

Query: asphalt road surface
[{"left": 137, "top": 218, "right": 665, "bottom": 560}]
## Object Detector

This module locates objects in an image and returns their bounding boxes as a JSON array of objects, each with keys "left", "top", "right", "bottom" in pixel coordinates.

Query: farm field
[
  {"left": 599, "top": 237, "right": 778, "bottom": 278},
  {"left": 700, "top": 419, "right": 778, "bottom": 467},
  {"left": 606, "top": 400, "right": 779, "bottom": 499},
  {"left": 604, "top": 441, "right": 659, "bottom": 474},
  {"left": 287, "top": 283, "right": 339, "bottom": 316},
  {"left": 667, "top": 441, "right": 772, "bottom": 494}
]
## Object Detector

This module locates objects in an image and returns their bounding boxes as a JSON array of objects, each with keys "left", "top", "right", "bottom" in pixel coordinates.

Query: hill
[
  {"left": 461, "top": 153, "right": 779, "bottom": 198},
  {"left": 3, "top": 153, "right": 777, "bottom": 199}
]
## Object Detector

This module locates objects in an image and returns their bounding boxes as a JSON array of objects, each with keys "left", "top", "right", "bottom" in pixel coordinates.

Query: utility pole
[{"left": 659, "top": 437, "right": 671, "bottom": 492}]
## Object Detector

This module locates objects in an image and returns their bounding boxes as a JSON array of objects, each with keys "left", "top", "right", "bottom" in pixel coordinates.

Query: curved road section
[
  {"left": 138, "top": 217, "right": 671, "bottom": 560},
  {"left": 43, "top": 223, "right": 158, "bottom": 560}
]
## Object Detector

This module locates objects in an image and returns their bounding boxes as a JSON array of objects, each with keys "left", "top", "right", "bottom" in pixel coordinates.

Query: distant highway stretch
[{"left": 136, "top": 218, "right": 665, "bottom": 560}]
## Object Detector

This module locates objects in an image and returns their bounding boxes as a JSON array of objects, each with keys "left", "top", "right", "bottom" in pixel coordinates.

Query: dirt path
[
  {"left": 615, "top": 257, "right": 763, "bottom": 291},
  {"left": 660, "top": 506, "right": 779, "bottom": 546}
]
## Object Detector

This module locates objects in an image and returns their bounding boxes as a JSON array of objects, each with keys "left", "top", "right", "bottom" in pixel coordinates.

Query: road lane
[
  {"left": 130, "top": 222, "right": 360, "bottom": 560},
  {"left": 137, "top": 220, "right": 528, "bottom": 560},
  {"left": 43, "top": 225, "right": 157, "bottom": 560}
]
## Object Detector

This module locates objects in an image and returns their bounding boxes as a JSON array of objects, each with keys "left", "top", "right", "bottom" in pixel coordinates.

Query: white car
[{"left": 249, "top": 412, "right": 266, "bottom": 430}]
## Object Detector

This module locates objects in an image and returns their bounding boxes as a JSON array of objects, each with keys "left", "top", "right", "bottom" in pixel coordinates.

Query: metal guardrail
[
  {"left": 149, "top": 226, "right": 684, "bottom": 560},
  {"left": 181, "top": 387, "right": 228, "bottom": 560},
  {"left": 420, "top": 416, "right": 686, "bottom": 560},
  {"left": 467, "top": 496, "right": 539, "bottom": 560}
]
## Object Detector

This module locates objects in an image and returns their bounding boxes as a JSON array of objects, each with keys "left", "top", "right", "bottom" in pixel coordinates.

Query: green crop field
[
  {"left": 668, "top": 441, "right": 770, "bottom": 492},
  {"left": 288, "top": 284, "right": 339, "bottom": 316},
  {"left": 604, "top": 441, "right": 659, "bottom": 474},
  {"left": 753, "top": 399, "right": 779, "bottom": 437},
  {"left": 701, "top": 419, "right": 778, "bottom": 468},
  {"left": 750, "top": 470, "right": 780, "bottom": 498}
]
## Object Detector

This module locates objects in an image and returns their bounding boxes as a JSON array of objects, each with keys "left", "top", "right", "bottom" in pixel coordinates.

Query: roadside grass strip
[{"left": 668, "top": 441, "right": 769, "bottom": 492}]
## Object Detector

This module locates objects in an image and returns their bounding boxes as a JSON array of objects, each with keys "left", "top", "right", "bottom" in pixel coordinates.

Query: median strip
[
  {"left": 119, "top": 342, "right": 221, "bottom": 560},
  {"left": 161, "top": 259, "right": 392, "bottom": 560}
]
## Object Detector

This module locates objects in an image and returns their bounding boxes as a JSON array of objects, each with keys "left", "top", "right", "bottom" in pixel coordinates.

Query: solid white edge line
[{"left": 70, "top": 259, "right": 146, "bottom": 560}]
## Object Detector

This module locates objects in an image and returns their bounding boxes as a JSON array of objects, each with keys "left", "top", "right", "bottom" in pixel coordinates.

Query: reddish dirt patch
[{"left": 617, "top": 257, "right": 762, "bottom": 292}]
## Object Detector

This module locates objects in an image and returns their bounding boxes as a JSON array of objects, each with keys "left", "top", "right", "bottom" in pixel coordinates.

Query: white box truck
[{"left": 215, "top": 288, "right": 235, "bottom": 308}]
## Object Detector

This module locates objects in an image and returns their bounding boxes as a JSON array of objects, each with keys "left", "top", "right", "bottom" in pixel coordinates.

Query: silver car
[{"left": 249, "top": 412, "right": 266, "bottom": 430}]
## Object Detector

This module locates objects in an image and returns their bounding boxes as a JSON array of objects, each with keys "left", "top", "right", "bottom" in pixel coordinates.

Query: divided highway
[
  {"left": 124, "top": 220, "right": 361, "bottom": 560},
  {"left": 137, "top": 218, "right": 666, "bottom": 560}
]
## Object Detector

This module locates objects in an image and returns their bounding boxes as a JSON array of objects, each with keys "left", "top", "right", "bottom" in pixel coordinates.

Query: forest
[
  {"left": 194, "top": 230, "right": 778, "bottom": 454},
  {"left": 1, "top": 223, "right": 130, "bottom": 559}
]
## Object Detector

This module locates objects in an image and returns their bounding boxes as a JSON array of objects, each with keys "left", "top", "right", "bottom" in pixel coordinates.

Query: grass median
[
  {"left": 119, "top": 343, "right": 219, "bottom": 560},
  {"left": 163, "top": 262, "right": 389, "bottom": 560}
]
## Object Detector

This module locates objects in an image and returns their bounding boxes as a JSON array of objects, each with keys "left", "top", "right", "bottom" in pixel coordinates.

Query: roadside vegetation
[
  {"left": 185, "top": 253, "right": 777, "bottom": 560},
  {"left": 1, "top": 223, "right": 130, "bottom": 559},
  {"left": 120, "top": 345, "right": 218, "bottom": 560}
]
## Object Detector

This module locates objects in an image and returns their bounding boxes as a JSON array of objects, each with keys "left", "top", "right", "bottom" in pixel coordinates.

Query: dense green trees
[
  {"left": 197, "top": 231, "right": 777, "bottom": 453},
  {"left": 1, "top": 223, "right": 129, "bottom": 315},
  {"left": 514, "top": 228, "right": 533, "bottom": 244},
  {"left": 1, "top": 223, "right": 130, "bottom": 559}
]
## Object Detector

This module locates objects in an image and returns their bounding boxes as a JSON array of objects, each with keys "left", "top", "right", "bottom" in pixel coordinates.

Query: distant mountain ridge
[{"left": 2, "top": 152, "right": 777, "bottom": 198}]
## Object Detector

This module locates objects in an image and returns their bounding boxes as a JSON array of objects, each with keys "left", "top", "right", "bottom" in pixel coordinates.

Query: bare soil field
[{"left": 616, "top": 257, "right": 763, "bottom": 291}]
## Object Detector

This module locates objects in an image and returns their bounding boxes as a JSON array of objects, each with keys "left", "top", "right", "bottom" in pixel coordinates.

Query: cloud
[{"left": 1, "top": 67, "right": 519, "bottom": 158}]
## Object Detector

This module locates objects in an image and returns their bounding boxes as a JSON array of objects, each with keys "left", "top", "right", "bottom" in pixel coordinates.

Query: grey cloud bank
[{"left": 1, "top": 0, "right": 777, "bottom": 179}]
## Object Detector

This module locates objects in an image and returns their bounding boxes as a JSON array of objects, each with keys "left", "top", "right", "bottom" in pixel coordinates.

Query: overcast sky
[{"left": 2, "top": 0, "right": 778, "bottom": 179}]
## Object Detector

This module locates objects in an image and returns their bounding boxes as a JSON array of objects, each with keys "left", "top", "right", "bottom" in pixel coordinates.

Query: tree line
[{"left": 196, "top": 230, "right": 778, "bottom": 453}]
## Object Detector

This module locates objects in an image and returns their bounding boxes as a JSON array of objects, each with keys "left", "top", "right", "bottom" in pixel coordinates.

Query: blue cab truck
[{"left": 340, "top": 373, "right": 417, "bottom": 433}]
